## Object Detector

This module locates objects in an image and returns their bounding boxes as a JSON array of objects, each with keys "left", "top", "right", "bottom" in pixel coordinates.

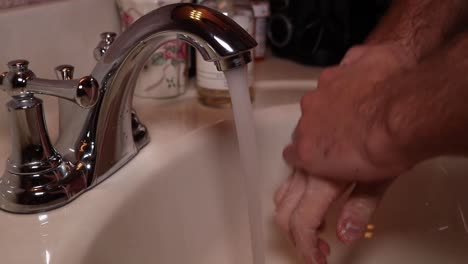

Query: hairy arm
[
  {"left": 377, "top": 33, "right": 468, "bottom": 164},
  {"left": 367, "top": 0, "right": 468, "bottom": 61}
]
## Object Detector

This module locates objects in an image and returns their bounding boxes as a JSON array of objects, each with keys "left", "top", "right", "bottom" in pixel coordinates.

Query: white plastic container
[{"left": 252, "top": 1, "right": 270, "bottom": 61}]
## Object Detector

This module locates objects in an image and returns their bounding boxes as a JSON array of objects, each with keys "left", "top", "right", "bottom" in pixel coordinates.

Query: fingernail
[
  {"left": 318, "top": 239, "right": 331, "bottom": 256},
  {"left": 338, "top": 219, "right": 365, "bottom": 243},
  {"left": 313, "top": 250, "right": 327, "bottom": 264}
]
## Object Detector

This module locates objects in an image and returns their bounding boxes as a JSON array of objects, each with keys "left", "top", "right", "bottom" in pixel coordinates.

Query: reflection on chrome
[
  {"left": 214, "top": 36, "right": 234, "bottom": 53},
  {"left": 364, "top": 232, "right": 374, "bottom": 239},
  {"left": 0, "top": 3, "right": 256, "bottom": 213},
  {"left": 38, "top": 214, "right": 48, "bottom": 222},
  {"left": 45, "top": 250, "right": 50, "bottom": 264},
  {"left": 190, "top": 10, "right": 202, "bottom": 20},
  {"left": 364, "top": 224, "right": 375, "bottom": 239}
]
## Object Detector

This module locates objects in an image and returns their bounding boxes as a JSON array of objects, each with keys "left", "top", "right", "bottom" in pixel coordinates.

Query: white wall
[
  {"left": 0, "top": 0, "right": 55, "bottom": 10},
  {"left": 0, "top": 0, "right": 120, "bottom": 138},
  {"left": 0, "top": 0, "right": 120, "bottom": 76}
]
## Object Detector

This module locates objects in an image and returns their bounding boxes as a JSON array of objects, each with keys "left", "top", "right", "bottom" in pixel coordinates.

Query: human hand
[
  {"left": 275, "top": 170, "right": 390, "bottom": 264},
  {"left": 284, "top": 43, "right": 416, "bottom": 182},
  {"left": 275, "top": 44, "right": 418, "bottom": 264}
]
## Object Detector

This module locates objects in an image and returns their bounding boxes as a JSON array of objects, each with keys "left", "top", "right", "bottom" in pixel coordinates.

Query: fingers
[
  {"left": 275, "top": 170, "right": 308, "bottom": 241},
  {"left": 283, "top": 119, "right": 315, "bottom": 171},
  {"left": 318, "top": 238, "right": 330, "bottom": 256},
  {"left": 289, "top": 175, "right": 346, "bottom": 264},
  {"left": 274, "top": 169, "right": 295, "bottom": 207},
  {"left": 283, "top": 144, "right": 300, "bottom": 169},
  {"left": 274, "top": 170, "right": 391, "bottom": 263},
  {"left": 336, "top": 180, "right": 392, "bottom": 244},
  {"left": 318, "top": 66, "right": 341, "bottom": 84}
]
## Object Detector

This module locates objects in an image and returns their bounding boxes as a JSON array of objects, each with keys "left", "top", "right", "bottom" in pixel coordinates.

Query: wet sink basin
[
  {"left": 1, "top": 100, "right": 468, "bottom": 263},
  {"left": 81, "top": 104, "right": 468, "bottom": 264}
]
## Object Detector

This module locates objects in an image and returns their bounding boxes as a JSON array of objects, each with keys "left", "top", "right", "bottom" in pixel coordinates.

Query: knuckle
[
  {"left": 273, "top": 189, "right": 283, "bottom": 206},
  {"left": 347, "top": 45, "right": 366, "bottom": 55},
  {"left": 291, "top": 210, "right": 322, "bottom": 231},
  {"left": 274, "top": 212, "right": 290, "bottom": 233},
  {"left": 300, "top": 91, "right": 316, "bottom": 112},
  {"left": 318, "top": 66, "right": 339, "bottom": 84},
  {"left": 318, "top": 71, "right": 331, "bottom": 85},
  {"left": 292, "top": 121, "right": 314, "bottom": 165},
  {"left": 299, "top": 95, "right": 309, "bottom": 112},
  {"left": 292, "top": 121, "right": 305, "bottom": 142},
  {"left": 295, "top": 138, "right": 312, "bottom": 164}
]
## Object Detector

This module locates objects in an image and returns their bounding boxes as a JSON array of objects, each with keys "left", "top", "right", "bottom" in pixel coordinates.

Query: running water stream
[{"left": 225, "top": 65, "right": 265, "bottom": 264}]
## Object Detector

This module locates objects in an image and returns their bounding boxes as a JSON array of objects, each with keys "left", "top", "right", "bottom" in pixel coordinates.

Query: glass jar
[{"left": 196, "top": 0, "right": 256, "bottom": 108}]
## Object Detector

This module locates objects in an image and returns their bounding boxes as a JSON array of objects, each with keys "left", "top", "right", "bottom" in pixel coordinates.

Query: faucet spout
[
  {"left": 89, "top": 3, "right": 256, "bottom": 177},
  {"left": 0, "top": 3, "right": 256, "bottom": 213},
  {"left": 95, "top": 3, "right": 256, "bottom": 76}
]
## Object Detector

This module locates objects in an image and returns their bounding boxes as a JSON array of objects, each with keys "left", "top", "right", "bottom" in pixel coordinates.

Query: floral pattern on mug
[
  {"left": 116, "top": 0, "right": 188, "bottom": 98},
  {"left": 152, "top": 41, "right": 188, "bottom": 66}
]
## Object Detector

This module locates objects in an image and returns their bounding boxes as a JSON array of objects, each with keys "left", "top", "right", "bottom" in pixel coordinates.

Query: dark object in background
[
  {"left": 268, "top": 0, "right": 391, "bottom": 66},
  {"left": 188, "top": 46, "right": 197, "bottom": 78}
]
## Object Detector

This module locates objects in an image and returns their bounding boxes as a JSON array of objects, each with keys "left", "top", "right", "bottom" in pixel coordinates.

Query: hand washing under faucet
[{"left": 0, "top": 3, "right": 256, "bottom": 214}]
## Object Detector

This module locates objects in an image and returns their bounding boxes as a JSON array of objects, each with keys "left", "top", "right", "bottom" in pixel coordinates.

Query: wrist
[
  {"left": 362, "top": 80, "right": 415, "bottom": 175},
  {"left": 341, "top": 42, "right": 417, "bottom": 74},
  {"left": 367, "top": 41, "right": 418, "bottom": 69},
  {"left": 381, "top": 34, "right": 468, "bottom": 164},
  {"left": 379, "top": 42, "right": 418, "bottom": 68}
]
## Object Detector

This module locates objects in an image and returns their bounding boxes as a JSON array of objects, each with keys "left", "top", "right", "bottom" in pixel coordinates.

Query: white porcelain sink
[
  {"left": 2, "top": 101, "right": 468, "bottom": 263},
  {"left": 1, "top": 3, "right": 466, "bottom": 259},
  {"left": 80, "top": 104, "right": 468, "bottom": 264}
]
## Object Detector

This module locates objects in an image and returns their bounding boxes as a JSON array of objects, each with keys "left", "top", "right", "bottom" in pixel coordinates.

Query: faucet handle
[
  {"left": 29, "top": 75, "right": 100, "bottom": 108},
  {"left": 94, "top": 32, "right": 117, "bottom": 61},
  {"left": 1, "top": 60, "right": 36, "bottom": 93},
  {"left": 55, "top": 64, "right": 74, "bottom": 80},
  {"left": 2, "top": 60, "right": 99, "bottom": 108}
]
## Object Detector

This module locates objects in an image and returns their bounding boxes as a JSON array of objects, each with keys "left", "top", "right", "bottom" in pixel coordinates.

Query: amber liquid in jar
[
  {"left": 196, "top": 0, "right": 255, "bottom": 108},
  {"left": 197, "top": 86, "right": 255, "bottom": 108}
]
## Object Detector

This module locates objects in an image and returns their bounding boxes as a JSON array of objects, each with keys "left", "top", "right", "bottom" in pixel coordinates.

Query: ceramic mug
[{"left": 116, "top": 0, "right": 189, "bottom": 98}]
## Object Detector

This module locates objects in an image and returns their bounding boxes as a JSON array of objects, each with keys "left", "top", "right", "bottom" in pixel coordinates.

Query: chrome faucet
[{"left": 0, "top": 3, "right": 256, "bottom": 213}]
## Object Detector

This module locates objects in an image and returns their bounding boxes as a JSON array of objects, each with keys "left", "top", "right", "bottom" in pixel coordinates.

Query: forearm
[
  {"left": 367, "top": 0, "right": 468, "bottom": 62},
  {"left": 383, "top": 33, "right": 468, "bottom": 164}
]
